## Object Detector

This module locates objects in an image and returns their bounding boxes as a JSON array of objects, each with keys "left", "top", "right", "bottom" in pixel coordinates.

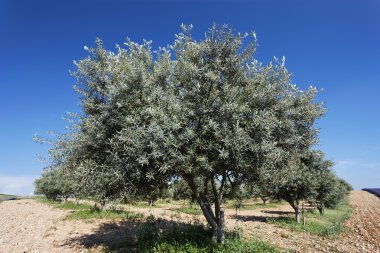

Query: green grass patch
[
  {"left": 171, "top": 206, "right": 202, "bottom": 215},
  {"left": 131, "top": 201, "right": 163, "bottom": 208},
  {"left": 151, "top": 239, "right": 280, "bottom": 253},
  {"left": 66, "top": 206, "right": 143, "bottom": 220},
  {"left": 128, "top": 198, "right": 174, "bottom": 208},
  {"left": 37, "top": 197, "right": 91, "bottom": 210},
  {"left": 268, "top": 199, "right": 351, "bottom": 236},
  {"left": 127, "top": 222, "right": 279, "bottom": 253},
  {"left": 0, "top": 193, "right": 17, "bottom": 198},
  {"left": 37, "top": 197, "right": 143, "bottom": 220},
  {"left": 155, "top": 198, "right": 173, "bottom": 205}
]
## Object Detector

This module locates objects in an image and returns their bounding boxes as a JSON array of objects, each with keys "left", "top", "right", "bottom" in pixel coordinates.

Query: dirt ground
[{"left": 0, "top": 190, "right": 379, "bottom": 253}]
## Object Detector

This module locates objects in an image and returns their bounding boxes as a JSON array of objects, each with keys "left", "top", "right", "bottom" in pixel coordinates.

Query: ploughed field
[{"left": 0, "top": 190, "right": 379, "bottom": 253}]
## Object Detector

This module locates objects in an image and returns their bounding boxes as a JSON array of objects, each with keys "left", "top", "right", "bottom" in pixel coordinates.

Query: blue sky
[{"left": 0, "top": 0, "right": 379, "bottom": 195}]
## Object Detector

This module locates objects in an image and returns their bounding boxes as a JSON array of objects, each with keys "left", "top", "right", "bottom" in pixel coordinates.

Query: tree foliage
[{"left": 34, "top": 24, "right": 351, "bottom": 242}]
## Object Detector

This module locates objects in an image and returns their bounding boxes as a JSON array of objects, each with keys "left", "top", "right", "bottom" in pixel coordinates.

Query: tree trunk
[
  {"left": 99, "top": 199, "right": 106, "bottom": 210},
  {"left": 184, "top": 175, "right": 225, "bottom": 244},
  {"left": 295, "top": 207, "right": 300, "bottom": 223},
  {"left": 288, "top": 200, "right": 300, "bottom": 223},
  {"left": 215, "top": 210, "right": 225, "bottom": 243},
  {"left": 317, "top": 202, "right": 325, "bottom": 215},
  {"left": 301, "top": 202, "right": 305, "bottom": 226}
]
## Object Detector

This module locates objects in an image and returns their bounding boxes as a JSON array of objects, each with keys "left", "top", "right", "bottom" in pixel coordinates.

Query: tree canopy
[{"left": 35, "top": 24, "right": 350, "bottom": 243}]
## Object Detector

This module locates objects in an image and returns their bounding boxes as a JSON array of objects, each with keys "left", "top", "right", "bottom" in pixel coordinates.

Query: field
[
  {"left": 0, "top": 193, "right": 18, "bottom": 202},
  {"left": 0, "top": 190, "right": 379, "bottom": 252}
]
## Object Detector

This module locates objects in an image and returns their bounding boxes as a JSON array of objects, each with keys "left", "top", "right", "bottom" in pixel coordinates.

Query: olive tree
[
  {"left": 304, "top": 151, "right": 336, "bottom": 215},
  {"left": 266, "top": 157, "right": 319, "bottom": 223},
  {"left": 34, "top": 168, "right": 62, "bottom": 200},
  {"left": 300, "top": 151, "right": 352, "bottom": 215},
  {"left": 42, "top": 24, "right": 324, "bottom": 243}
]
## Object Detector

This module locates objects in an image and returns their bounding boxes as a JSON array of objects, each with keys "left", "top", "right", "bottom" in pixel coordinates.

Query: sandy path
[{"left": 0, "top": 199, "right": 97, "bottom": 253}]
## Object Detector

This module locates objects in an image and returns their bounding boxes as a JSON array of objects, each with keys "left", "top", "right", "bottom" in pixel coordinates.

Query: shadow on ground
[
  {"left": 233, "top": 214, "right": 269, "bottom": 222},
  {"left": 62, "top": 218, "right": 213, "bottom": 252},
  {"left": 261, "top": 210, "right": 294, "bottom": 216},
  {"left": 230, "top": 210, "right": 294, "bottom": 222}
]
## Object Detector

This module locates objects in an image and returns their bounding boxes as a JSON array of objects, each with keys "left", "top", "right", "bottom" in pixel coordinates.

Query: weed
[{"left": 66, "top": 207, "right": 143, "bottom": 220}]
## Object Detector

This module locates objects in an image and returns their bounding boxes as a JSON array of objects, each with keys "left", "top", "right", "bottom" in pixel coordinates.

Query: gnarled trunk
[
  {"left": 288, "top": 199, "right": 300, "bottom": 223},
  {"left": 184, "top": 174, "right": 226, "bottom": 244}
]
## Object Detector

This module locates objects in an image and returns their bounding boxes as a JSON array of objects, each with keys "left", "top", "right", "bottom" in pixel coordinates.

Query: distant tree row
[
  {"left": 35, "top": 149, "right": 351, "bottom": 223},
  {"left": 35, "top": 24, "right": 351, "bottom": 243}
]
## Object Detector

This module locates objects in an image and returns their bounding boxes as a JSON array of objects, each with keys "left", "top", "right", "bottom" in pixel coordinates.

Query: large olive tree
[{"left": 42, "top": 24, "right": 324, "bottom": 243}]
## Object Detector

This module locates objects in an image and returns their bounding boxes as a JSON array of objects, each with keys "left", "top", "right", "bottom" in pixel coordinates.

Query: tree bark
[
  {"left": 211, "top": 177, "right": 225, "bottom": 244},
  {"left": 317, "top": 202, "right": 325, "bottom": 215},
  {"left": 215, "top": 210, "right": 225, "bottom": 243},
  {"left": 184, "top": 174, "right": 225, "bottom": 244},
  {"left": 295, "top": 207, "right": 300, "bottom": 223},
  {"left": 185, "top": 176, "right": 217, "bottom": 228},
  {"left": 301, "top": 202, "right": 305, "bottom": 225},
  {"left": 288, "top": 199, "right": 300, "bottom": 223}
]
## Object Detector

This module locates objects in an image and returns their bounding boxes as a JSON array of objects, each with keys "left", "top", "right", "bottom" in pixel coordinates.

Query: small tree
[
  {"left": 323, "top": 178, "right": 352, "bottom": 209},
  {"left": 301, "top": 151, "right": 351, "bottom": 215},
  {"left": 250, "top": 184, "right": 272, "bottom": 205},
  {"left": 34, "top": 169, "right": 62, "bottom": 201},
  {"left": 171, "top": 177, "right": 193, "bottom": 201},
  {"left": 267, "top": 158, "right": 318, "bottom": 223}
]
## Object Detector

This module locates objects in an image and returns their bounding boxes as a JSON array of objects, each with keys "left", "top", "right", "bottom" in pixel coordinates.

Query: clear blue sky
[{"left": 1, "top": 0, "right": 379, "bottom": 195}]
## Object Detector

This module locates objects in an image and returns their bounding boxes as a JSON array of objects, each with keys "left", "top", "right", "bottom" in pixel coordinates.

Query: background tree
[
  {"left": 265, "top": 157, "right": 318, "bottom": 223},
  {"left": 303, "top": 151, "right": 336, "bottom": 215},
  {"left": 249, "top": 184, "right": 273, "bottom": 205},
  {"left": 34, "top": 169, "right": 62, "bottom": 201},
  {"left": 323, "top": 178, "right": 352, "bottom": 209},
  {"left": 171, "top": 177, "right": 193, "bottom": 201}
]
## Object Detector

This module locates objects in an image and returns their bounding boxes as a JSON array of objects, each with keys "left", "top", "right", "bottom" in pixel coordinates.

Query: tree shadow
[
  {"left": 62, "top": 218, "right": 214, "bottom": 252},
  {"left": 231, "top": 209, "right": 294, "bottom": 223},
  {"left": 234, "top": 214, "right": 269, "bottom": 222},
  {"left": 73, "top": 221, "right": 139, "bottom": 250},
  {"left": 261, "top": 210, "right": 294, "bottom": 216}
]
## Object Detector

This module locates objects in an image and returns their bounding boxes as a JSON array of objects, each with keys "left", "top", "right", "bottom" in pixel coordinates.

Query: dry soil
[{"left": 0, "top": 190, "right": 379, "bottom": 253}]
